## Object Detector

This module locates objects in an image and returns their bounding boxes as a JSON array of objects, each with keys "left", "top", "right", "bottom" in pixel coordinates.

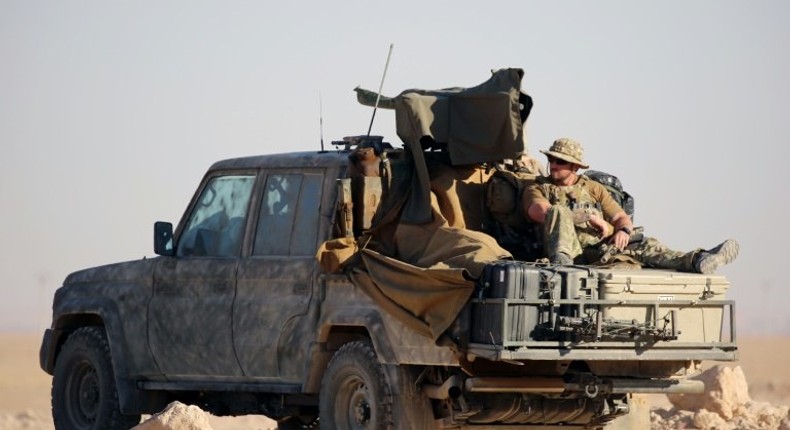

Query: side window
[
  {"left": 177, "top": 175, "right": 255, "bottom": 257},
  {"left": 253, "top": 173, "right": 323, "bottom": 256}
]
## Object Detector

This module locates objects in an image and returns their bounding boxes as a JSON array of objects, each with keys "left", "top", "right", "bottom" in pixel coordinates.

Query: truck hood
[{"left": 63, "top": 258, "right": 159, "bottom": 286}]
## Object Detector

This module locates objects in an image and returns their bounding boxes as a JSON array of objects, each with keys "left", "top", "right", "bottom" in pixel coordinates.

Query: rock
[
  {"left": 738, "top": 401, "right": 790, "bottom": 430},
  {"left": 667, "top": 365, "right": 751, "bottom": 419},
  {"left": 655, "top": 366, "right": 790, "bottom": 429},
  {"left": 133, "top": 401, "right": 213, "bottom": 430},
  {"left": 693, "top": 409, "right": 730, "bottom": 429},
  {"left": 650, "top": 409, "right": 695, "bottom": 430}
]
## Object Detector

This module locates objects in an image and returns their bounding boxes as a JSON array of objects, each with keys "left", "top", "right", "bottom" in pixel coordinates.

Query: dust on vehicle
[{"left": 40, "top": 68, "right": 736, "bottom": 429}]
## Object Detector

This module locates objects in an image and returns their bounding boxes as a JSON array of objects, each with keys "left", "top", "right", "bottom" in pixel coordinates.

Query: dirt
[
  {"left": 3, "top": 333, "right": 789, "bottom": 430},
  {"left": 651, "top": 365, "right": 790, "bottom": 429}
]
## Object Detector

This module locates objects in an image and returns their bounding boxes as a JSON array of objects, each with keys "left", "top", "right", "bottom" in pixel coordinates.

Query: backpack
[
  {"left": 584, "top": 170, "right": 635, "bottom": 220},
  {"left": 484, "top": 168, "right": 543, "bottom": 261}
]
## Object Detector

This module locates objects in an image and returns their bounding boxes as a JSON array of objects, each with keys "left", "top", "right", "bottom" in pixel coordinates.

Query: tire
[
  {"left": 278, "top": 416, "right": 319, "bottom": 429},
  {"left": 318, "top": 340, "right": 433, "bottom": 430},
  {"left": 52, "top": 326, "right": 140, "bottom": 430},
  {"left": 319, "top": 341, "right": 393, "bottom": 430}
]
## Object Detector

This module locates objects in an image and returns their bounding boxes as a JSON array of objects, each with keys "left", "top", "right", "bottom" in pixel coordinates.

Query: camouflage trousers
[{"left": 543, "top": 206, "right": 700, "bottom": 271}]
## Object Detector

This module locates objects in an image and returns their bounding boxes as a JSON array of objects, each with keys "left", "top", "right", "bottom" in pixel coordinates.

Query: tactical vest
[{"left": 538, "top": 176, "right": 604, "bottom": 247}]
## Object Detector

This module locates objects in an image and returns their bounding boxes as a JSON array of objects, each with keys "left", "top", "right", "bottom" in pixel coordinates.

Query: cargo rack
[{"left": 466, "top": 297, "right": 737, "bottom": 362}]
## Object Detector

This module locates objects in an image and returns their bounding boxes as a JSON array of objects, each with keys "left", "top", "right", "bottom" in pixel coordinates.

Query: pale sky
[{"left": 1, "top": 1, "right": 788, "bottom": 334}]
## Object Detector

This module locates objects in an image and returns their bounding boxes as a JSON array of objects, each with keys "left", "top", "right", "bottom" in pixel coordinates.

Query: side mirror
[{"left": 154, "top": 221, "right": 174, "bottom": 256}]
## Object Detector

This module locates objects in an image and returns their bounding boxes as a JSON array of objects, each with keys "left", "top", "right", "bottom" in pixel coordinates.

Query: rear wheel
[
  {"left": 52, "top": 326, "right": 140, "bottom": 430},
  {"left": 319, "top": 341, "right": 392, "bottom": 429},
  {"left": 318, "top": 340, "right": 433, "bottom": 430}
]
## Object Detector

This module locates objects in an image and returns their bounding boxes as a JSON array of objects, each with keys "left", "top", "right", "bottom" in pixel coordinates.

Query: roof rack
[{"left": 331, "top": 135, "right": 393, "bottom": 153}]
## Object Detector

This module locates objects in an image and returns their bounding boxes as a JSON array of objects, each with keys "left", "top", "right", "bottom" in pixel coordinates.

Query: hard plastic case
[
  {"left": 596, "top": 269, "right": 731, "bottom": 343},
  {"left": 471, "top": 262, "right": 598, "bottom": 345}
]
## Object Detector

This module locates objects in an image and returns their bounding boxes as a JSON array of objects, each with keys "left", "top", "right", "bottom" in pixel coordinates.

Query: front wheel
[
  {"left": 318, "top": 340, "right": 433, "bottom": 430},
  {"left": 52, "top": 326, "right": 140, "bottom": 430}
]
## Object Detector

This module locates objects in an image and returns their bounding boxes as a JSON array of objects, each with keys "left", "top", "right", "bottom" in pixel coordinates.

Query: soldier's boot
[
  {"left": 693, "top": 239, "right": 739, "bottom": 274},
  {"left": 551, "top": 252, "right": 574, "bottom": 266}
]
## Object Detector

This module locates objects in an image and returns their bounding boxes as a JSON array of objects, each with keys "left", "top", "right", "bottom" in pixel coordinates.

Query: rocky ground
[
  {"left": 650, "top": 366, "right": 790, "bottom": 430},
  {"left": 2, "top": 333, "right": 789, "bottom": 430}
]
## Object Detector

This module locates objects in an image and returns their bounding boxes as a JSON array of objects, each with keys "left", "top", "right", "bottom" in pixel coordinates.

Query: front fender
[{"left": 46, "top": 295, "right": 165, "bottom": 413}]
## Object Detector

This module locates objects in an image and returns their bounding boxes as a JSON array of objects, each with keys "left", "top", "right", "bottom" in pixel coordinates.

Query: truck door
[
  {"left": 234, "top": 170, "right": 326, "bottom": 381},
  {"left": 149, "top": 173, "right": 256, "bottom": 377}
]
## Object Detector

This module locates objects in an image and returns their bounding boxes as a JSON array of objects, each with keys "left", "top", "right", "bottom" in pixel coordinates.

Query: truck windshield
[{"left": 177, "top": 175, "right": 255, "bottom": 257}]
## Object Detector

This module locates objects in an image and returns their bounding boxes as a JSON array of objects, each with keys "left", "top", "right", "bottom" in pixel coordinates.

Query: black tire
[
  {"left": 52, "top": 326, "right": 140, "bottom": 430},
  {"left": 278, "top": 416, "right": 319, "bottom": 429},
  {"left": 319, "top": 341, "right": 393, "bottom": 430},
  {"left": 318, "top": 340, "right": 433, "bottom": 430}
]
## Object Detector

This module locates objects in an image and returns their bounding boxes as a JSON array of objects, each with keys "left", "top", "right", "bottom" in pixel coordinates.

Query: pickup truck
[{"left": 39, "top": 137, "right": 737, "bottom": 430}]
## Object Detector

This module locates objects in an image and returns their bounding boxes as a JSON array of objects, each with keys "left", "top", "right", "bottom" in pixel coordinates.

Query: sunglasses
[{"left": 547, "top": 156, "right": 570, "bottom": 165}]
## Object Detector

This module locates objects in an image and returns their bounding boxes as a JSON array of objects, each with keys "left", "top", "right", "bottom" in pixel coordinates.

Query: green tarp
[{"left": 356, "top": 68, "right": 532, "bottom": 224}]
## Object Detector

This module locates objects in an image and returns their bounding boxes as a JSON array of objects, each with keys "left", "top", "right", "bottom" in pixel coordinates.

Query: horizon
[{"left": 2, "top": 1, "right": 789, "bottom": 335}]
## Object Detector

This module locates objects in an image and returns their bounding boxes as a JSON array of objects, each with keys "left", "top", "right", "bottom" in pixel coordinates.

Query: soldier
[{"left": 521, "top": 137, "right": 738, "bottom": 273}]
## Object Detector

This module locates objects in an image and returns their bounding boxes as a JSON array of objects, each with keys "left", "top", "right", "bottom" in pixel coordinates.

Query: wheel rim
[
  {"left": 337, "top": 375, "right": 373, "bottom": 429},
  {"left": 66, "top": 359, "right": 100, "bottom": 428}
]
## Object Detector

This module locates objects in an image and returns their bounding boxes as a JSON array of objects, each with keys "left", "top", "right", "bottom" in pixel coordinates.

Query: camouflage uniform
[
  {"left": 526, "top": 138, "right": 700, "bottom": 271},
  {"left": 536, "top": 180, "right": 699, "bottom": 271}
]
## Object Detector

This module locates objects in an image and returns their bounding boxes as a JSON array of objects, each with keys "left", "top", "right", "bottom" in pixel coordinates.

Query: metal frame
[{"left": 467, "top": 297, "right": 737, "bottom": 361}]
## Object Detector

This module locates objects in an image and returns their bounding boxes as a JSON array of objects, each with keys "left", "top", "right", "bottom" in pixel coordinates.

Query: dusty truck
[{"left": 39, "top": 69, "right": 737, "bottom": 429}]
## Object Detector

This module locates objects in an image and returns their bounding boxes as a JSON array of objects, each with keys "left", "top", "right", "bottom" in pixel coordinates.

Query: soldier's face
[{"left": 548, "top": 158, "right": 579, "bottom": 183}]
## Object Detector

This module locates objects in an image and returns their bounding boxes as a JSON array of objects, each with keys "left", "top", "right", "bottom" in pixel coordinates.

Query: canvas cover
[
  {"left": 350, "top": 210, "right": 511, "bottom": 341},
  {"left": 356, "top": 68, "right": 532, "bottom": 224},
  {"left": 339, "top": 69, "right": 536, "bottom": 342},
  {"left": 341, "top": 151, "right": 512, "bottom": 341}
]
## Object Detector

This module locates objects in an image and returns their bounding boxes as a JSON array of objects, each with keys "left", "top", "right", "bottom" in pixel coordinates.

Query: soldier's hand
[
  {"left": 587, "top": 214, "right": 609, "bottom": 237},
  {"left": 612, "top": 230, "right": 630, "bottom": 250}
]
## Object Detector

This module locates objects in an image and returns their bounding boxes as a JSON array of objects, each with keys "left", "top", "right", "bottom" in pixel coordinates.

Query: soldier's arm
[
  {"left": 591, "top": 182, "right": 633, "bottom": 249},
  {"left": 522, "top": 184, "right": 551, "bottom": 224},
  {"left": 609, "top": 211, "right": 634, "bottom": 250},
  {"left": 587, "top": 214, "right": 614, "bottom": 238}
]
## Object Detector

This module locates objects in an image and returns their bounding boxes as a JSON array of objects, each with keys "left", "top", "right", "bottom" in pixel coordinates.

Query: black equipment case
[{"left": 471, "top": 261, "right": 598, "bottom": 346}]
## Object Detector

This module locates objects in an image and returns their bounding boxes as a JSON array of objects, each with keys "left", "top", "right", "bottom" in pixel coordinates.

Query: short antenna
[
  {"left": 319, "top": 91, "right": 325, "bottom": 152},
  {"left": 366, "top": 43, "right": 394, "bottom": 138}
]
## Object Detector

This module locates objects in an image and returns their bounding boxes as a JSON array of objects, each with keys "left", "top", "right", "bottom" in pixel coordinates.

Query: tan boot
[{"left": 694, "top": 239, "right": 739, "bottom": 274}]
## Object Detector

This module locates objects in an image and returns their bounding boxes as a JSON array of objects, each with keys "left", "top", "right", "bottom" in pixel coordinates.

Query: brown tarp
[
  {"left": 350, "top": 204, "right": 511, "bottom": 341},
  {"left": 343, "top": 69, "right": 529, "bottom": 340},
  {"left": 350, "top": 251, "right": 473, "bottom": 340},
  {"left": 429, "top": 163, "right": 493, "bottom": 231},
  {"left": 392, "top": 208, "right": 510, "bottom": 278}
]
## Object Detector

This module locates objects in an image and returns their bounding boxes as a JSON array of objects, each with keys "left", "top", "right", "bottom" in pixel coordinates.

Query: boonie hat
[{"left": 540, "top": 137, "right": 589, "bottom": 169}]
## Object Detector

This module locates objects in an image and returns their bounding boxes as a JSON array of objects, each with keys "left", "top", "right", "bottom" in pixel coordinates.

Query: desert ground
[{"left": 1, "top": 332, "right": 788, "bottom": 430}]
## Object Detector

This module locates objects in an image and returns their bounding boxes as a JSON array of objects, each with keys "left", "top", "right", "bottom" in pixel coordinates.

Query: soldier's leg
[
  {"left": 543, "top": 206, "right": 583, "bottom": 262},
  {"left": 619, "top": 237, "right": 740, "bottom": 273},
  {"left": 621, "top": 237, "right": 699, "bottom": 272}
]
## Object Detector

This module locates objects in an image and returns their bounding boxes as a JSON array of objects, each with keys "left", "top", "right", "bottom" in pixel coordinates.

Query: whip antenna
[
  {"left": 366, "top": 43, "right": 394, "bottom": 137},
  {"left": 319, "top": 91, "right": 325, "bottom": 152}
]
